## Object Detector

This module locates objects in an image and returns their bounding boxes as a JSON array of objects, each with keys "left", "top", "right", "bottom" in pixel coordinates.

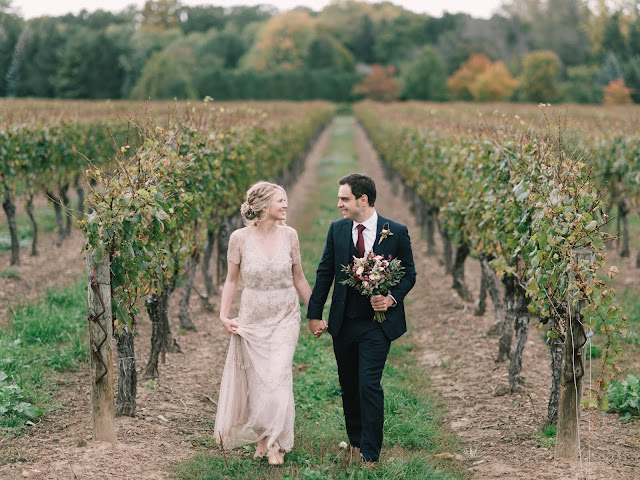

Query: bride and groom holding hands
[{"left": 214, "top": 173, "right": 416, "bottom": 466}]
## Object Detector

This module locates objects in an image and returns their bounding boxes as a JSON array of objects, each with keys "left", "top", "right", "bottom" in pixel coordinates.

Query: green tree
[
  {"left": 601, "top": 11, "right": 628, "bottom": 61},
  {"left": 57, "top": 9, "right": 134, "bottom": 29},
  {"left": 0, "top": 6, "right": 23, "bottom": 96},
  {"left": 317, "top": 0, "right": 406, "bottom": 64},
  {"left": 598, "top": 51, "right": 624, "bottom": 85},
  {"left": 119, "top": 27, "right": 182, "bottom": 98},
  {"left": 225, "top": 5, "right": 275, "bottom": 34},
  {"left": 520, "top": 50, "right": 562, "bottom": 102},
  {"left": 131, "top": 46, "right": 200, "bottom": 100},
  {"left": 623, "top": 56, "right": 640, "bottom": 103},
  {"left": 543, "top": 0, "right": 591, "bottom": 66},
  {"left": 562, "top": 65, "right": 603, "bottom": 103},
  {"left": 352, "top": 15, "right": 375, "bottom": 63},
  {"left": 401, "top": 46, "right": 448, "bottom": 101},
  {"left": 307, "top": 31, "right": 355, "bottom": 71},
  {"left": 437, "top": 15, "right": 532, "bottom": 73},
  {"left": 179, "top": 5, "right": 225, "bottom": 34},
  {"left": 55, "top": 28, "right": 125, "bottom": 99},
  {"left": 131, "top": 31, "right": 227, "bottom": 99},
  {"left": 85, "top": 9, "right": 134, "bottom": 29},
  {"left": 8, "top": 17, "right": 64, "bottom": 97},
  {"left": 501, "top": 0, "right": 590, "bottom": 67},
  {"left": 373, "top": 10, "right": 429, "bottom": 65},
  {"left": 629, "top": 17, "right": 640, "bottom": 57},
  {"left": 425, "top": 12, "right": 467, "bottom": 44}
]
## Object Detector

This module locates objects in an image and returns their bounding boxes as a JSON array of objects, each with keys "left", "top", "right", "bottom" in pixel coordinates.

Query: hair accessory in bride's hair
[{"left": 241, "top": 202, "right": 259, "bottom": 220}]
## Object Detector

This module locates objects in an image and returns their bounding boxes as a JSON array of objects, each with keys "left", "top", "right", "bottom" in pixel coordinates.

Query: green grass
[
  {"left": 586, "top": 343, "right": 603, "bottom": 359},
  {"left": 617, "top": 288, "right": 640, "bottom": 346},
  {"left": 0, "top": 281, "right": 87, "bottom": 436},
  {"left": 533, "top": 424, "right": 556, "bottom": 448},
  {"left": 0, "top": 270, "right": 21, "bottom": 280},
  {"left": 173, "top": 116, "right": 465, "bottom": 479},
  {"left": 619, "top": 212, "right": 640, "bottom": 256}
]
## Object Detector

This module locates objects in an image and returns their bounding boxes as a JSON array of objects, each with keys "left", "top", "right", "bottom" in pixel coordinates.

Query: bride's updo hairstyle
[{"left": 240, "top": 181, "right": 287, "bottom": 227}]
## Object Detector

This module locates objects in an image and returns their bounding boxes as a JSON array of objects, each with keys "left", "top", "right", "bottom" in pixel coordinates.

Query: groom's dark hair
[{"left": 339, "top": 173, "right": 376, "bottom": 206}]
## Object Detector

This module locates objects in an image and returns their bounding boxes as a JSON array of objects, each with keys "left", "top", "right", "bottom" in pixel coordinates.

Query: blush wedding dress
[{"left": 214, "top": 225, "right": 302, "bottom": 456}]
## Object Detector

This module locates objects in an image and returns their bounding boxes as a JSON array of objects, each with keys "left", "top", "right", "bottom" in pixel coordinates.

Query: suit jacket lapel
[{"left": 341, "top": 220, "right": 353, "bottom": 267}]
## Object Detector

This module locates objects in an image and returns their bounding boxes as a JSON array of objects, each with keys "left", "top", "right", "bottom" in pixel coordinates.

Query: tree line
[{"left": 0, "top": 0, "right": 639, "bottom": 103}]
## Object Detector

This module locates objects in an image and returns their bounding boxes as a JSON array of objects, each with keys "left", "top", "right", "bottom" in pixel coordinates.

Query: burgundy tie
[{"left": 356, "top": 224, "right": 366, "bottom": 258}]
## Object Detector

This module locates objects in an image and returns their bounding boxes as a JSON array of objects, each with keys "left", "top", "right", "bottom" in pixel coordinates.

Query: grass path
[{"left": 174, "top": 116, "right": 464, "bottom": 479}]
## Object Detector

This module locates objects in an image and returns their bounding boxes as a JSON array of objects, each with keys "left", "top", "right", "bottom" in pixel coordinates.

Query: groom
[{"left": 307, "top": 173, "right": 416, "bottom": 465}]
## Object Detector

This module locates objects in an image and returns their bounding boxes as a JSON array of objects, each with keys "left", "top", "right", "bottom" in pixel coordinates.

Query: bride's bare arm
[
  {"left": 292, "top": 263, "right": 312, "bottom": 308},
  {"left": 219, "top": 261, "right": 240, "bottom": 334}
]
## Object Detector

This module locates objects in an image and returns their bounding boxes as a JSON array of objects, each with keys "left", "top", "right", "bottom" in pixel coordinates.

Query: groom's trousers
[{"left": 332, "top": 317, "right": 391, "bottom": 463}]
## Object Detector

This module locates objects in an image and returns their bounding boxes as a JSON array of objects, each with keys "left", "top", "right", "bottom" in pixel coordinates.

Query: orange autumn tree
[
  {"left": 603, "top": 78, "right": 634, "bottom": 104},
  {"left": 352, "top": 64, "right": 401, "bottom": 102},
  {"left": 468, "top": 61, "right": 519, "bottom": 101},
  {"left": 447, "top": 53, "right": 492, "bottom": 100}
]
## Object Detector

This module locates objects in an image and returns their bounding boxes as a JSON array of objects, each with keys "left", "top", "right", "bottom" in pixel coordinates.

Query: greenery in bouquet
[{"left": 340, "top": 252, "right": 405, "bottom": 323}]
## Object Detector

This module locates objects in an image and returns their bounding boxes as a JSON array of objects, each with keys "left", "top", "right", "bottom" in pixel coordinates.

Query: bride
[{"left": 214, "top": 181, "right": 312, "bottom": 465}]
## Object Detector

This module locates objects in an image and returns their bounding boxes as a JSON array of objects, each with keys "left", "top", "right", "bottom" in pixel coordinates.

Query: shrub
[
  {"left": 0, "top": 371, "right": 44, "bottom": 424},
  {"left": 608, "top": 374, "right": 640, "bottom": 420},
  {"left": 603, "top": 78, "right": 634, "bottom": 104}
]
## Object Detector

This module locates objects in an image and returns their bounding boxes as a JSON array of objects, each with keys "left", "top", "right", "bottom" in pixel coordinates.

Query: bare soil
[
  {"left": 1, "top": 118, "right": 639, "bottom": 480},
  {"left": 0, "top": 194, "right": 86, "bottom": 326},
  {"left": 0, "top": 230, "right": 86, "bottom": 326}
]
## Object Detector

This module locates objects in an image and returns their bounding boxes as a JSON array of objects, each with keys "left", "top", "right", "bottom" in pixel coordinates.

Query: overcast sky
[{"left": 11, "top": 0, "right": 505, "bottom": 20}]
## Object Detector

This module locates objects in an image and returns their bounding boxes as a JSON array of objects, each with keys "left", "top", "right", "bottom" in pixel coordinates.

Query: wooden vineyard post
[
  {"left": 86, "top": 252, "right": 116, "bottom": 443},
  {"left": 555, "top": 248, "right": 595, "bottom": 460}
]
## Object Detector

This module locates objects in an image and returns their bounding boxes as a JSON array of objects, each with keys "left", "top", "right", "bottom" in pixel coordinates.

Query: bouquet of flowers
[{"left": 340, "top": 252, "right": 405, "bottom": 323}]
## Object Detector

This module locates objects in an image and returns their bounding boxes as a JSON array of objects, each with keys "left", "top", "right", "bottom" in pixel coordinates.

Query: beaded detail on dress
[{"left": 214, "top": 226, "right": 301, "bottom": 454}]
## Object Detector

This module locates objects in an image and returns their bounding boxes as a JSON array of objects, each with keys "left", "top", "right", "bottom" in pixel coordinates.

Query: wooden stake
[
  {"left": 555, "top": 248, "right": 594, "bottom": 460},
  {"left": 87, "top": 252, "right": 116, "bottom": 443}
]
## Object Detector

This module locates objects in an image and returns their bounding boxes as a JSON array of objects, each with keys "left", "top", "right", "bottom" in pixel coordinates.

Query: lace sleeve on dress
[
  {"left": 227, "top": 230, "right": 241, "bottom": 265},
  {"left": 289, "top": 228, "right": 301, "bottom": 265}
]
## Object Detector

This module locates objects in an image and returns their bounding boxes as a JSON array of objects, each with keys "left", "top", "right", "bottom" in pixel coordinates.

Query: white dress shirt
[
  {"left": 351, "top": 210, "right": 397, "bottom": 307},
  {"left": 352, "top": 211, "right": 378, "bottom": 256}
]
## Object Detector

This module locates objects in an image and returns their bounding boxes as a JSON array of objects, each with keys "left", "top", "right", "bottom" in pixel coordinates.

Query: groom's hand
[
  {"left": 308, "top": 318, "right": 327, "bottom": 338},
  {"left": 371, "top": 295, "right": 394, "bottom": 312}
]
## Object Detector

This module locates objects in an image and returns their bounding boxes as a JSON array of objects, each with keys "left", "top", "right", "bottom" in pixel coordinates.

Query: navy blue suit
[{"left": 307, "top": 214, "right": 416, "bottom": 462}]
